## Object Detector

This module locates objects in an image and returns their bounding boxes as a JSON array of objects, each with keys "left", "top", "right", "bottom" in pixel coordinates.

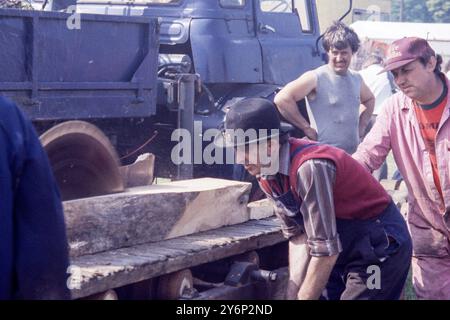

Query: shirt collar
[
  {"left": 401, "top": 73, "right": 449, "bottom": 111},
  {"left": 258, "top": 141, "right": 290, "bottom": 179}
]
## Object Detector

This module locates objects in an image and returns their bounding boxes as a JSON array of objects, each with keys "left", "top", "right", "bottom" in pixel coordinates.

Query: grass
[
  {"left": 386, "top": 152, "right": 397, "bottom": 180},
  {"left": 404, "top": 270, "right": 417, "bottom": 300}
]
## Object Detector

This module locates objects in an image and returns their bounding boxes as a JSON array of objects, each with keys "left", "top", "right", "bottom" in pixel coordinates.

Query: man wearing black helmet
[{"left": 216, "top": 97, "right": 411, "bottom": 300}]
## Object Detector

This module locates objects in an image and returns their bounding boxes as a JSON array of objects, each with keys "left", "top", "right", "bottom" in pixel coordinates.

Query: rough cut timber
[
  {"left": 119, "top": 153, "right": 155, "bottom": 188},
  {"left": 69, "top": 217, "right": 284, "bottom": 299},
  {"left": 247, "top": 199, "right": 274, "bottom": 220},
  {"left": 64, "top": 178, "right": 251, "bottom": 257}
]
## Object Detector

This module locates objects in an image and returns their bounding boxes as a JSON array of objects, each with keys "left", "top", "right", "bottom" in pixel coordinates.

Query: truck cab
[
  {"left": 2, "top": 0, "right": 327, "bottom": 180},
  {"left": 75, "top": 0, "right": 324, "bottom": 87},
  {"left": 74, "top": 0, "right": 325, "bottom": 179}
]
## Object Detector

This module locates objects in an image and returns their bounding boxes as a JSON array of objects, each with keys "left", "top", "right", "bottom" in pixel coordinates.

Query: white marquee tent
[{"left": 350, "top": 21, "right": 450, "bottom": 60}]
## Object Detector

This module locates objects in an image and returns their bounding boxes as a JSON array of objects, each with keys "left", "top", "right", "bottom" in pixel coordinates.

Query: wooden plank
[
  {"left": 69, "top": 218, "right": 285, "bottom": 299},
  {"left": 156, "top": 238, "right": 214, "bottom": 253},
  {"left": 159, "top": 236, "right": 232, "bottom": 251},
  {"left": 69, "top": 252, "right": 167, "bottom": 299},
  {"left": 247, "top": 219, "right": 281, "bottom": 228},
  {"left": 64, "top": 178, "right": 251, "bottom": 257},
  {"left": 115, "top": 244, "right": 188, "bottom": 259},
  {"left": 247, "top": 199, "right": 274, "bottom": 220},
  {"left": 192, "top": 228, "right": 265, "bottom": 242},
  {"left": 218, "top": 224, "right": 270, "bottom": 234},
  {"left": 119, "top": 153, "right": 155, "bottom": 188}
]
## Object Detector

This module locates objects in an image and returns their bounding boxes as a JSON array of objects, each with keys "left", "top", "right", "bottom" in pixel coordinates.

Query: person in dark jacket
[{"left": 0, "top": 96, "right": 70, "bottom": 300}]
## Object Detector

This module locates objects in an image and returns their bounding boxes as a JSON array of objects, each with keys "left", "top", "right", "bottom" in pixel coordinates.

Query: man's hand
[{"left": 303, "top": 127, "right": 318, "bottom": 141}]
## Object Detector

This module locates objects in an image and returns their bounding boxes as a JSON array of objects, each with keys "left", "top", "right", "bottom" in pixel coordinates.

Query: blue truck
[
  {"left": 0, "top": 0, "right": 333, "bottom": 183},
  {"left": 0, "top": 0, "right": 355, "bottom": 300}
]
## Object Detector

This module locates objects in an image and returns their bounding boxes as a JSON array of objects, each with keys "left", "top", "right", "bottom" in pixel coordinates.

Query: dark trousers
[{"left": 322, "top": 202, "right": 412, "bottom": 300}]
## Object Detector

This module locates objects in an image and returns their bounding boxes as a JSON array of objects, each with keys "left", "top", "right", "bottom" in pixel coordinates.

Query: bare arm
[
  {"left": 359, "top": 79, "right": 375, "bottom": 138},
  {"left": 297, "top": 255, "right": 339, "bottom": 300},
  {"left": 286, "top": 233, "right": 311, "bottom": 300},
  {"left": 274, "top": 71, "right": 318, "bottom": 140}
]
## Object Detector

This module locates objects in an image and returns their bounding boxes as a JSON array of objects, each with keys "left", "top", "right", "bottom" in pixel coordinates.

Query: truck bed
[
  {"left": 69, "top": 217, "right": 284, "bottom": 299},
  {"left": 0, "top": 8, "right": 159, "bottom": 120}
]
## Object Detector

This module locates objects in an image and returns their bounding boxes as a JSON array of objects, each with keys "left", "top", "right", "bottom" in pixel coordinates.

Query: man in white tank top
[{"left": 274, "top": 21, "right": 375, "bottom": 154}]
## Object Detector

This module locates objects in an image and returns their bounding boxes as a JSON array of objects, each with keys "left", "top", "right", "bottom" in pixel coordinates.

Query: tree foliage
[
  {"left": 426, "top": 0, "right": 450, "bottom": 22},
  {"left": 391, "top": 0, "right": 450, "bottom": 23},
  {"left": 0, "top": 0, "right": 33, "bottom": 9}
]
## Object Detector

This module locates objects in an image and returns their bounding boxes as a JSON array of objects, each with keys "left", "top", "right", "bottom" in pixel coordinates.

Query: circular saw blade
[{"left": 40, "top": 121, "right": 125, "bottom": 201}]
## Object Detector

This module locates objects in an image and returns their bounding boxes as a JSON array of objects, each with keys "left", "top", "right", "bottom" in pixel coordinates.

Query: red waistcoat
[{"left": 260, "top": 138, "right": 391, "bottom": 220}]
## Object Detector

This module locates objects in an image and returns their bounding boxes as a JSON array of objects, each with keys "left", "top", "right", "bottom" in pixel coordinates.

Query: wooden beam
[
  {"left": 119, "top": 153, "right": 155, "bottom": 188},
  {"left": 64, "top": 178, "right": 252, "bottom": 257},
  {"left": 69, "top": 218, "right": 285, "bottom": 299},
  {"left": 247, "top": 199, "right": 274, "bottom": 220}
]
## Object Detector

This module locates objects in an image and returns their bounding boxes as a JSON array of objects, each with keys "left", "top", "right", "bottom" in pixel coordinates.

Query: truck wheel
[{"left": 157, "top": 269, "right": 193, "bottom": 300}]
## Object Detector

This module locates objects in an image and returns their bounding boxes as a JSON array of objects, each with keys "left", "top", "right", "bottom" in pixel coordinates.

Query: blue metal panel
[
  {"left": 254, "top": 0, "right": 324, "bottom": 85},
  {"left": 0, "top": 15, "right": 28, "bottom": 82},
  {"left": 43, "top": 0, "right": 324, "bottom": 86},
  {"left": 190, "top": 17, "right": 263, "bottom": 84},
  {"left": 76, "top": 0, "right": 257, "bottom": 46},
  {"left": 258, "top": 37, "right": 322, "bottom": 84},
  {"left": 158, "top": 18, "right": 191, "bottom": 44},
  {"left": 78, "top": 3, "right": 192, "bottom": 44},
  {"left": 0, "top": 8, "right": 159, "bottom": 120}
]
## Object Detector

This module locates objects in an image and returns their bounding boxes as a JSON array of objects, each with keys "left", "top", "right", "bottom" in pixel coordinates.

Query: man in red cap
[{"left": 354, "top": 37, "right": 450, "bottom": 299}]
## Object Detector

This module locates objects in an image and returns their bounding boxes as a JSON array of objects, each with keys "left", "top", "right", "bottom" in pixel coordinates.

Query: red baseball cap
[{"left": 378, "top": 37, "right": 436, "bottom": 74}]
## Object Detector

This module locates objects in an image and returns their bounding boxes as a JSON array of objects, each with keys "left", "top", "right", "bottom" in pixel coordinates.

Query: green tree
[
  {"left": 391, "top": 0, "right": 433, "bottom": 22},
  {"left": 426, "top": 0, "right": 450, "bottom": 22}
]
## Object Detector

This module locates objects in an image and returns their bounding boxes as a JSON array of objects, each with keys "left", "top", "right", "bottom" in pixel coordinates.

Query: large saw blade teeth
[{"left": 40, "top": 121, "right": 125, "bottom": 201}]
